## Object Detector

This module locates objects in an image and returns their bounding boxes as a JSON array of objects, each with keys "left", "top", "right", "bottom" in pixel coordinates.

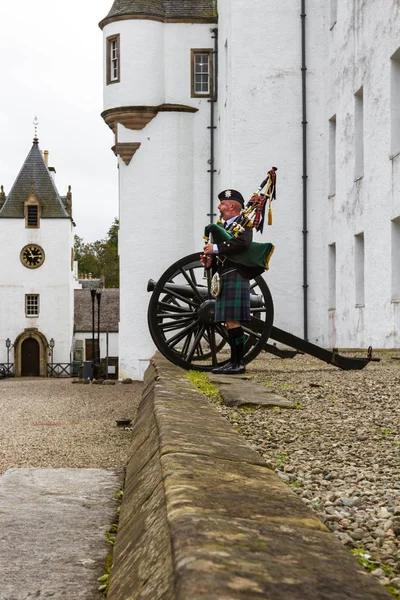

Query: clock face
[{"left": 20, "top": 245, "right": 45, "bottom": 269}]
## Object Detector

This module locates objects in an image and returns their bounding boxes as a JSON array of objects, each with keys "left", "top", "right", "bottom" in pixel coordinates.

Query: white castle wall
[
  {"left": 102, "top": 19, "right": 215, "bottom": 379},
  {"left": 326, "top": 2, "right": 400, "bottom": 348},
  {"left": 0, "top": 219, "right": 75, "bottom": 364},
  {"left": 217, "top": 0, "right": 328, "bottom": 344}
]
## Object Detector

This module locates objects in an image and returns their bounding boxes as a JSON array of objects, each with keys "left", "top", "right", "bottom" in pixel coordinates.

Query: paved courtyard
[
  {"left": 0, "top": 378, "right": 142, "bottom": 474},
  {"left": 0, "top": 378, "right": 142, "bottom": 600}
]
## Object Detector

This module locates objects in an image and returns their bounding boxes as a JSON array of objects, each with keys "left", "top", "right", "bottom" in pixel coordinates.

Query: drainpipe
[
  {"left": 208, "top": 27, "right": 218, "bottom": 223},
  {"left": 301, "top": 1, "right": 308, "bottom": 340}
]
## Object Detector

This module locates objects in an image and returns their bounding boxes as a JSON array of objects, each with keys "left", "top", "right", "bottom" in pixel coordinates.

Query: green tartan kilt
[{"left": 214, "top": 268, "right": 251, "bottom": 323}]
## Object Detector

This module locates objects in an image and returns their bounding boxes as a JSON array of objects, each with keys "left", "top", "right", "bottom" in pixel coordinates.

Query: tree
[{"left": 74, "top": 218, "right": 119, "bottom": 287}]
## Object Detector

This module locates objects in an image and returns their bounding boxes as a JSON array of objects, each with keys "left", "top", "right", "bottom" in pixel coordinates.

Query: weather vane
[{"left": 33, "top": 116, "right": 39, "bottom": 139}]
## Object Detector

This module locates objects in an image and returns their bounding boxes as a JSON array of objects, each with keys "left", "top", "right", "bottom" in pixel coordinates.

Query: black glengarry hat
[{"left": 218, "top": 189, "right": 245, "bottom": 207}]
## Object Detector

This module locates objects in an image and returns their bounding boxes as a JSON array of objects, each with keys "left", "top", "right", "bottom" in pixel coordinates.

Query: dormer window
[
  {"left": 24, "top": 192, "right": 41, "bottom": 228},
  {"left": 107, "top": 35, "right": 120, "bottom": 84}
]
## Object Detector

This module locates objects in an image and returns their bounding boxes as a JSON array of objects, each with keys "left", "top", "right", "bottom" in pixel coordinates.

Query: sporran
[{"left": 210, "top": 272, "right": 222, "bottom": 298}]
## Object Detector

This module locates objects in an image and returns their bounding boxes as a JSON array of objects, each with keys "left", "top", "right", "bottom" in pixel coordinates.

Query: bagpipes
[{"left": 203, "top": 167, "right": 277, "bottom": 271}]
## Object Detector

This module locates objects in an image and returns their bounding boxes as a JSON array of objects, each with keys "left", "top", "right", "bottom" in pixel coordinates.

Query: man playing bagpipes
[{"left": 200, "top": 168, "right": 276, "bottom": 374}]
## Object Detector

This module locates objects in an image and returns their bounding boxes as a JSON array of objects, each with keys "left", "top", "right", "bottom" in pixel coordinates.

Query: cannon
[{"left": 147, "top": 253, "right": 376, "bottom": 372}]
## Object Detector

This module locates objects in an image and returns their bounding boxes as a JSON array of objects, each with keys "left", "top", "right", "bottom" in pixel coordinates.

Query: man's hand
[
  {"left": 200, "top": 253, "right": 212, "bottom": 268},
  {"left": 203, "top": 243, "right": 214, "bottom": 255}
]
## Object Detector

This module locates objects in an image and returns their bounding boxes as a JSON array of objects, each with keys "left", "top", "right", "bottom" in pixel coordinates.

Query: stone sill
[
  {"left": 355, "top": 304, "right": 365, "bottom": 308},
  {"left": 354, "top": 175, "right": 364, "bottom": 183},
  {"left": 328, "top": 193, "right": 336, "bottom": 200},
  {"left": 328, "top": 307, "right": 336, "bottom": 312},
  {"left": 391, "top": 299, "right": 400, "bottom": 304}
]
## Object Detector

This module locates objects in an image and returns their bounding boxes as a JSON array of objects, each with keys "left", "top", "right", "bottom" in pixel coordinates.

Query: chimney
[
  {"left": 66, "top": 185, "right": 72, "bottom": 217},
  {"left": 44, "top": 150, "right": 49, "bottom": 166},
  {"left": 0, "top": 185, "right": 5, "bottom": 210}
]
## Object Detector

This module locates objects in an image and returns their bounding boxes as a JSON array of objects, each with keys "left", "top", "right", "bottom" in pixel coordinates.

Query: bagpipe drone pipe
[{"left": 204, "top": 167, "right": 277, "bottom": 271}]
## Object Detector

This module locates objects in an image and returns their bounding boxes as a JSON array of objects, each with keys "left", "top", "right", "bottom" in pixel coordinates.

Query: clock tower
[{"left": 0, "top": 136, "right": 76, "bottom": 376}]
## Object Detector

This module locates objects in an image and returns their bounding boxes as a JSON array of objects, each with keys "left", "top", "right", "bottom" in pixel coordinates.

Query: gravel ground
[
  {"left": 0, "top": 378, "right": 142, "bottom": 475},
  {"left": 211, "top": 352, "right": 400, "bottom": 596}
]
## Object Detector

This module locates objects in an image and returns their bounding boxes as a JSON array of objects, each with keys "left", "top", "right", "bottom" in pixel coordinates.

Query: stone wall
[{"left": 107, "top": 354, "right": 392, "bottom": 599}]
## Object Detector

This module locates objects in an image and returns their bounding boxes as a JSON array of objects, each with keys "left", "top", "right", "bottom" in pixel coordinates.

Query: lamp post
[
  {"left": 90, "top": 289, "right": 96, "bottom": 379},
  {"left": 5, "top": 338, "right": 11, "bottom": 375},
  {"left": 49, "top": 338, "right": 55, "bottom": 376},
  {"left": 96, "top": 291, "right": 101, "bottom": 377}
]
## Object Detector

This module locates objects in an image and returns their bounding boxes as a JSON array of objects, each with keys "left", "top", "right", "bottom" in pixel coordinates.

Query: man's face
[{"left": 218, "top": 199, "right": 240, "bottom": 220}]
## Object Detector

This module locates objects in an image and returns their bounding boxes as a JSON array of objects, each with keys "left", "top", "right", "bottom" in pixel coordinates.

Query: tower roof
[
  {"left": 0, "top": 139, "right": 70, "bottom": 219},
  {"left": 99, "top": 0, "right": 217, "bottom": 28}
]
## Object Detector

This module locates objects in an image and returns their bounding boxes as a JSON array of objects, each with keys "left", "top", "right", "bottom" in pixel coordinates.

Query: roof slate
[
  {"left": 0, "top": 139, "right": 69, "bottom": 219},
  {"left": 74, "top": 289, "right": 120, "bottom": 333},
  {"left": 101, "top": 0, "right": 216, "bottom": 24}
]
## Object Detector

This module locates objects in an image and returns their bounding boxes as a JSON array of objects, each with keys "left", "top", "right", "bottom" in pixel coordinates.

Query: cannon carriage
[
  {"left": 147, "top": 168, "right": 376, "bottom": 372},
  {"left": 147, "top": 252, "right": 375, "bottom": 372}
]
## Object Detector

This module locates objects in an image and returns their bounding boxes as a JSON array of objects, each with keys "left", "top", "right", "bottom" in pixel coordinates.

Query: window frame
[
  {"left": 24, "top": 194, "right": 41, "bottom": 228},
  {"left": 191, "top": 49, "right": 213, "bottom": 98},
  {"left": 25, "top": 294, "right": 40, "bottom": 318},
  {"left": 107, "top": 35, "right": 120, "bottom": 85}
]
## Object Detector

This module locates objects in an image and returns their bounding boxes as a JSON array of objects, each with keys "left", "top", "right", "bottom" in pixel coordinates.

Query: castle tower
[
  {"left": 100, "top": 0, "right": 217, "bottom": 379},
  {"left": 0, "top": 137, "right": 76, "bottom": 376}
]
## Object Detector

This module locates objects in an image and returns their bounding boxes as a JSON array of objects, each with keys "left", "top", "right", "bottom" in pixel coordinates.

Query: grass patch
[
  {"left": 98, "top": 489, "right": 124, "bottom": 596},
  {"left": 187, "top": 371, "right": 222, "bottom": 404}
]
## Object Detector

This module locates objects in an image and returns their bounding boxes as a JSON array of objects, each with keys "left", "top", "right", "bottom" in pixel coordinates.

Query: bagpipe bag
[{"left": 204, "top": 223, "right": 274, "bottom": 271}]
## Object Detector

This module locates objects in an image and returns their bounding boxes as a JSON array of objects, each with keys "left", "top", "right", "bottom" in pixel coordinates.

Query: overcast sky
[{"left": 0, "top": 0, "right": 118, "bottom": 242}]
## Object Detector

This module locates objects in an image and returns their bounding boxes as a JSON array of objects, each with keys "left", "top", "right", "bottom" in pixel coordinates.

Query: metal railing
[
  {"left": 47, "top": 363, "right": 77, "bottom": 378},
  {"left": 0, "top": 363, "right": 14, "bottom": 377}
]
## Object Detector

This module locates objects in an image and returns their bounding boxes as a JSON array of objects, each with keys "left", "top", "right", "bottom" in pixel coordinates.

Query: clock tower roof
[{"left": 0, "top": 138, "right": 70, "bottom": 219}]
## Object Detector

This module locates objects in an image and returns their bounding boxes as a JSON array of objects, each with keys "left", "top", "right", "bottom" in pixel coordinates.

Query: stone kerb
[{"left": 107, "top": 354, "right": 392, "bottom": 599}]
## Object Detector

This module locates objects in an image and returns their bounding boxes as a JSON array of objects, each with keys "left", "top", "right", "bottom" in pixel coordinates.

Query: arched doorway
[
  {"left": 14, "top": 329, "right": 49, "bottom": 377},
  {"left": 21, "top": 338, "right": 40, "bottom": 376}
]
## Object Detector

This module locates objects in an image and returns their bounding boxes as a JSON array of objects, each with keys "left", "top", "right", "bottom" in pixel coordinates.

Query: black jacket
[{"left": 212, "top": 220, "right": 264, "bottom": 279}]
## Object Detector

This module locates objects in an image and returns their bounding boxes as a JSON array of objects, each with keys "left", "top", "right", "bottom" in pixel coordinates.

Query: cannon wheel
[{"left": 148, "top": 253, "right": 274, "bottom": 371}]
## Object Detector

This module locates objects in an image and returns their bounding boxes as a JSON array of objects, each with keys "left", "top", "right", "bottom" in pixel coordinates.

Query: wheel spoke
[
  {"left": 241, "top": 324, "right": 262, "bottom": 340},
  {"left": 166, "top": 320, "right": 200, "bottom": 349},
  {"left": 187, "top": 325, "right": 206, "bottom": 362},
  {"left": 157, "top": 311, "right": 195, "bottom": 319},
  {"left": 179, "top": 266, "right": 206, "bottom": 302},
  {"left": 206, "top": 327, "right": 218, "bottom": 366},
  {"left": 158, "top": 301, "right": 193, "bottom": 314},
  {"left": 159, "top": 317, "right": 195, "bottom": 332},
  {"left": 161, "top": 286, "right": 199, "bottom": 308}
]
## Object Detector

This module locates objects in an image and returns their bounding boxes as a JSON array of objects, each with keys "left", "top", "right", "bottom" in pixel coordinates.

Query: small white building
[
  {"left": 0, "top": 137, "right": 77, "bottom": 376},
  {"left": 100, "top": 0, "right": 400, "bottom": 379}
]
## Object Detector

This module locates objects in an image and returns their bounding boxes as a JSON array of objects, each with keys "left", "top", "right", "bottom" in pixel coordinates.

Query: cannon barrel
[{"left": 147, "top": 278, "right": 265, "bottom": 308}]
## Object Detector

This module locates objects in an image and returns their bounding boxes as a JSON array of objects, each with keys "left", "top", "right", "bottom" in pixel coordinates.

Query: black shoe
[
  {"left": 211, "top": 361, "right": 234, "bottom": 374},
  {"left": 220, "top": 362, "right": 246, "bottom": 375}
]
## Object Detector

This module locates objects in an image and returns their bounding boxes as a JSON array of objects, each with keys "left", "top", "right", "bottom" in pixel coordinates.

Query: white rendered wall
[
  {"left": 74, "top": 331, "right": 118, "bottom": 360},
  {"left": 326, "top": 2, "right": 400, "bottom": 348},
  {"left": 217, "top": 0, "right": 327, "bottom": 344},
  {"left": 102, "top": 19, "right": 214, "bottom": 379},
  {"left": 103, "top": 20, "right": 164, "bottom": 109},
  {"left": 0, "top": 219, "right": 75, "bottom": 365}
]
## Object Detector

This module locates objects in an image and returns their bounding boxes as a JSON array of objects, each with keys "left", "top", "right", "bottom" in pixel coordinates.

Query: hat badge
[{"left": 224, "top": 190, "right": 232, "bottom": 198}]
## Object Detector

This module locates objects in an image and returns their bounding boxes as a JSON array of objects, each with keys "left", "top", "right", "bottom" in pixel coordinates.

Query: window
[
  {"left": 391, "top": 218, "right": 400, "bottom": 300},
  {"left": 191, "top": 49, "right": 213, "bottom": 97},
  {"left": 390, "top": 48, "right": 400, "bottom": 156},
  {"left": 354, "top": 87, "right": 364, "bottom": 179},
  {"left": 328, "top": 115, "right": 336, "bottom": 197},
  {"left": 107, "top": 35, "right": 120, "bottom": 84},
  {"left": 27, "top": 205, "right": 38, "bottom": 227},
  {"left": 26, "top": 294, "right": 39, "bottom": 317},
  {"left": 24, "top": 194, "right": 40, "bottom": 228},
  {"left": 328, "top": 243, "right": 336, "bottom": 309},
  {"left": 330, "top": 0, "right": 337, "bottom": 28},
  {"left": 354, "top": 232, "right": 365, "bottom": 306}
]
